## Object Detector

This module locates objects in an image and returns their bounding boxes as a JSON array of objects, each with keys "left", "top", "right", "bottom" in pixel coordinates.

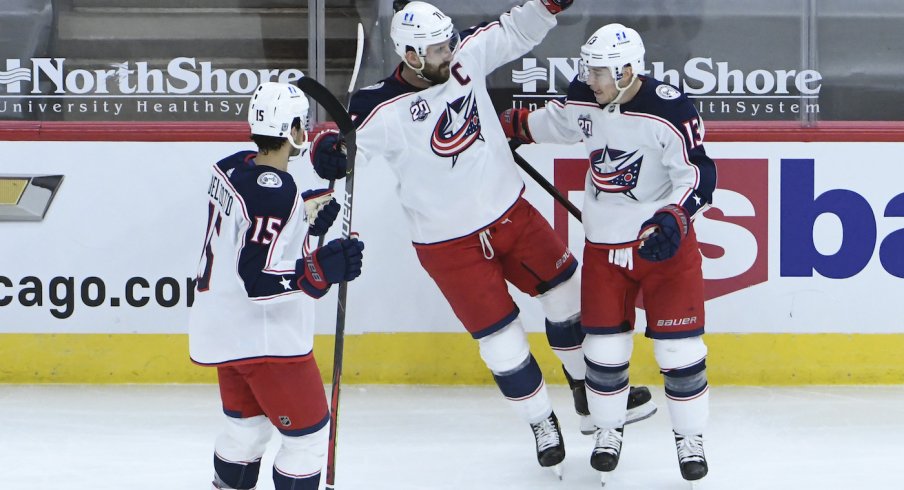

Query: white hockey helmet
[
  {"left": 391, "top": 1, "right": 459, "bottom": 61},
  {"left": 248, "top": 82, "right": 310, "bottom": 149},
  {"left": 579, "top": 23, "right": 645, "bottom": 84}
]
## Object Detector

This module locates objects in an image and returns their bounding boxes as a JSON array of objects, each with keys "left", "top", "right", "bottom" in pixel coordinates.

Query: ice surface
[{"left": 2, "top": 385, "right": 902, "bottom": 489}]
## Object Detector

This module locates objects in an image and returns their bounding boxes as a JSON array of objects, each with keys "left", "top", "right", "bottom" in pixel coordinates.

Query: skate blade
[
  {"left": 549, "top": 463, "right": 563, "bottom": 480},
  {"left": 625, "top": 402, "right": 658, "bottom": 425},
  {"left": 600, "top": 471, "right": 611, "bottom": 487}
]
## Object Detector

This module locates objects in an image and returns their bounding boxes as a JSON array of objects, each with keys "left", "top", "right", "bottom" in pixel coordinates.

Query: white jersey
[
  {"left": 349, "top": 1, "right": 557, "bottom": 244},
  {"left": 527, "top": 76, "right": 718, "bottom": 245},
  {"left": 189, "top": 151, "right": 316, "bottom": 366}
]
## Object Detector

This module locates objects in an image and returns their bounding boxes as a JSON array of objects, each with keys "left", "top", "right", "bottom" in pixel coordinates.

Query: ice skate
[
  {"left": 625, "top": 385, "right": 657, "bottom": 425},
  {"left": 530, "top": 412, "right": 565, "bottom": 479},
  {"left": 675, "top": 432, "right": 708, "bottom": 487},
  {"left": 565, "top": 366, "right": 657, "bottom": 435},
  {"left": 590, "top": 426, "right": 623, "bottom": 486}
]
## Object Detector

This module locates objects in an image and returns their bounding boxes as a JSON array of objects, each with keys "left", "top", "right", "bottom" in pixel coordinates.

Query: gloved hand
[
  {"left": 637, "top": 204, "right": 689, "bottom": 262},
  {"left": 302, "top": 189, "right": 339, "bottom": 236},
  {"left": 297, "top": 237, "right": 365, "bottom": 293},
  {"left": 608, "top": 247, "right": 634, "bottom": 270},
  {"left": 499, "top": 108, "right": 534, "bottom": 144},
  {"left": 310, "top": 130, "right": 348, "bottom": 180},
  {"left": 539, "top": 0, "right": 573, "bottom": 15}
]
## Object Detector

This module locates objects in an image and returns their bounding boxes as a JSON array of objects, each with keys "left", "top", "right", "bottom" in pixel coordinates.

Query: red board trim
[{"left": 1, "top": 120, "right": 903, "bottom": 142}]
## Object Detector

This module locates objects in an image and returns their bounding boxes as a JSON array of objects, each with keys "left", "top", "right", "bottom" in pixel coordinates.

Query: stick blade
[{"left": 296, "top": 77, "right": 355, "bottom": 136}]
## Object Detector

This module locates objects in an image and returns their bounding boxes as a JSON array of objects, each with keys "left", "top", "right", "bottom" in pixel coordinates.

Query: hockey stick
[
  {"left": 295, "top": 53, "right": 359, "bottom": 490},
  {"left": 317, "top": 22, "right": 365, "bottom": 249},
  {"left": 509, "top": 140, "right": 583, "bottom": 221}
]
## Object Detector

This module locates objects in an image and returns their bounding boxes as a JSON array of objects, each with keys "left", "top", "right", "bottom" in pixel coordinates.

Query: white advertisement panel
[{"left": 1, "top": 140, "right": 902, "bottom": 334}]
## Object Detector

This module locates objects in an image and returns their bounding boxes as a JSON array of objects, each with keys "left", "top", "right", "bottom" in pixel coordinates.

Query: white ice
[{"left": 2, "top": 385, "right": 902, "bottom": 489}]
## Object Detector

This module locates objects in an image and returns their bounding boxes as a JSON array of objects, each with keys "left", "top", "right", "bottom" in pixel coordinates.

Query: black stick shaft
[{"left": 509, "top": 141, "right": 582, "bottom": 222}]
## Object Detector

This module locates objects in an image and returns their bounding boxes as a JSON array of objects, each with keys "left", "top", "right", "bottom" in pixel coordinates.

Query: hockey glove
[
  {"left": 637, "top": 204, "right": 689, "bottom": 262},
  {"left": 296, "top": 237, "right": 365, "bottom": 297},
  {"left": 302, "top": 189, "right": 339, "bottom": 237},
  {"left": 499, "top": 108, "right": 534, "bottom": 144},
  {"left": 540, "top": 0, "right": 573, "bottom": 15},
  {"left": 310, "top": 130, "right": 348, "bottom": 180}
]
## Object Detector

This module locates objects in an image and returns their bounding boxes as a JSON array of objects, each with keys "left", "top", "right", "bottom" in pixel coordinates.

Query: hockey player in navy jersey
[
  {"left": 309, "top": 0, "right": 655, "bottom": 476},
  {"left": 189, "top": 82, "right": 364, "bottom": 490},
  {"left": 500, "top": 24, "right": 715, "bottom": 485}
]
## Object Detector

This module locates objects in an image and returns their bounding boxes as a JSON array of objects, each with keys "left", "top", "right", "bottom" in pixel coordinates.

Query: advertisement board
[{"left": 2, "top": 139, "right": 902, "bottom": 335}]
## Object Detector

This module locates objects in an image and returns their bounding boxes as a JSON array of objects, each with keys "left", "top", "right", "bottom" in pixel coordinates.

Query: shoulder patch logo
[
  {"left": 656, "top": 84, "right": 681, "bottom": 100},
  {"left": 257, "top": 172, "right": 283, "bottom": 188},
  {"left": 362, "top": 81, "right": 384, "bottom": 91},
  {"left": 578, "top": 114, "right": 593, "bottom": 138},
  {"left": 410, "top": 96, "right": 431, "bottom": 122}
]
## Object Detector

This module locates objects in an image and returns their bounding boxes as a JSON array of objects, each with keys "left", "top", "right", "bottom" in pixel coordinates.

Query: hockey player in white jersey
[
  {"left": 309, "top": 0, "right": 655, "bottom": 476},
  {"left": 501, "top": 24, "right": 716, "bottom": 485},
  {"left": 189, "top": 82, "right": 365, "bottom": 490}
]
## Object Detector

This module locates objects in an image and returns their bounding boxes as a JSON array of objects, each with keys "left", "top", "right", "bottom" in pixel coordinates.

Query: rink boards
[{"left": 1, "top": 123, "right": 902, "bottom": 384}]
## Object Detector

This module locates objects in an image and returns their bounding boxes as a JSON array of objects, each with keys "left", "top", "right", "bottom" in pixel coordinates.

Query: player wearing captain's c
[{"left": 309, "top": 1, "right": 655, "bottom": 479}]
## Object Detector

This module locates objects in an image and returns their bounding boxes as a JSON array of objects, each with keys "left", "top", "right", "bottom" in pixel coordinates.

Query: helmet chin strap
[
  {"left": 286, "top": 127, "right": 307, "bottom": 151},
  {"left": 604, "top": 70, "right": 639, "bottom": 107},
  {"left": 403, "top": 55, "right": 435, "bottom": 83}
]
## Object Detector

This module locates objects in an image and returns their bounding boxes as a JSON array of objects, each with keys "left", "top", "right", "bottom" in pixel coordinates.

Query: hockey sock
[
  {"left": 273, "top": 466, "right": 321, "bottom": 490},
  {"left": 655, "top": 337, "right": 709, "bottom": 435},
  {"left": 213, "top": 453, "right": 262, "bottom": 490},
  {"left": 585, "top": 359, "right": 630, "bottom": 429},
  {"left": 545, "top": 315, "right": 587, "bottom": 380},
  {"left": 492, "top": 354, "right": 553, "bottom": 424},
  {"left": 661, "top": 358, "right": 709, "bottom": 435},
  {"left": 271, "top": 426, "right": 328, "bottom": 490},
  {"left": 583, "top": 333, "right": 633, "bottom": 429}
]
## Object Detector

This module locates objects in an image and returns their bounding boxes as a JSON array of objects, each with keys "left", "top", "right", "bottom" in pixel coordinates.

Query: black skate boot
[
  {"left": 530, "top": 412, "right": 565, "bottom": 478},
  {"left": 563, "top": 367, "right": 594, "bottom": 434},
  {"left": 626, "top": 386, "right": 657, "bottom": 425},
  {"left": 591, "top": 426, "right": 624, "bottom": 485},
  {"left": 565, "top": 366, "right": 657, "bottom": 434},
  {"left": 674, "top": 432, "right": 708, "bottom": 482}
]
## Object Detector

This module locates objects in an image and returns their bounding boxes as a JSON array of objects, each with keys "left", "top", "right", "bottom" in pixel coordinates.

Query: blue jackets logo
[{"left": 430, "top": 91, "right": 483, "bottom": 165}]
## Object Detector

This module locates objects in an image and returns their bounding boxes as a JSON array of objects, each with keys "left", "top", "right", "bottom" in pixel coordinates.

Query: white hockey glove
[{"left": 608, "top": 247, "right": 634, "bottom": 271}]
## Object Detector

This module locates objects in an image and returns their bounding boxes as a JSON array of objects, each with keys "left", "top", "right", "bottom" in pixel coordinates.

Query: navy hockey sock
[
  {"left": 273, "top": 466, "right": 321, "bottom": 490},
  {"left": 492, "top": 354, "right": 545, "bottom": 401},
  {"left": 213, "top": 453, "right": 261, "bottom": 490}
]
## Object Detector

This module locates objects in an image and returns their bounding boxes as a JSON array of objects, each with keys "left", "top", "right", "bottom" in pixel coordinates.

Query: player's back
[{"left": 189, "top": 150, "right": 315, "bottom": 365}]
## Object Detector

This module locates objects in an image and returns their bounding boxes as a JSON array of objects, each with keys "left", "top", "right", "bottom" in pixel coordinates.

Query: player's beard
[{"left": 422, "top": 61, "right": 451, "bottom": 84}]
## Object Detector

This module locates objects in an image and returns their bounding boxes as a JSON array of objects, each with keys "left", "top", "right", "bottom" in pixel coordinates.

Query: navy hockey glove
[
  {"left": 302, "top": 189, "right": 339, "bottom": 237},
  {"left": 540, "top": 0, "right": 573, "bottom": 15},
  {"left": 296, "top": 238, "right": 365, "bottom": 297},
  {"left": 310, "top": 130, "right": 348, "bottom": 180},
  {"left": 499, "top": 108, "right": 534, "bottom": 144},
  {"left": 637, "top": 204, "right": 689, "bottom": 262}
]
